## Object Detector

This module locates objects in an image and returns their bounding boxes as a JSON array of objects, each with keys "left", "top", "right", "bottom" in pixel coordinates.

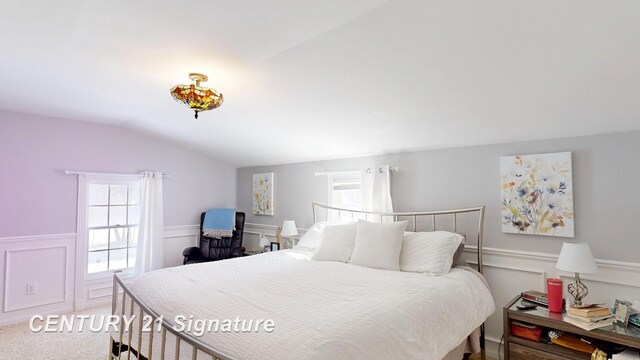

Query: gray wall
[{"left": 237, "top": 131, "right": 640, "bottom": 263}]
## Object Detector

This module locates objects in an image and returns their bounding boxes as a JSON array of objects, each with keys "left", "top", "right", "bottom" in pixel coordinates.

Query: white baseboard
[{"left": 0, "top": 304, "right": 74, "bottom": 326}]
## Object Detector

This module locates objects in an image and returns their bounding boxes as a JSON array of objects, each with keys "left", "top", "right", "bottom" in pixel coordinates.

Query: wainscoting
[
  {"left": 244, "top": 222, "right": 640, "bottom": 358},
  {"left": 0, "top": 225, "right": 201, "bottom": 326},
  {"left": 3, "top": 223, "right": 638, "bottom": 359},
  {"left": 163, "top": 225, "right": 200, "bottom": 268},
  {"left": 0, "top": 233, "right": 76, "bottom": 326}
]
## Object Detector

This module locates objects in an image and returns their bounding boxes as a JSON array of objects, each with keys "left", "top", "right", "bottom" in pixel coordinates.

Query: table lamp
[
  {"left": 259, "top": 234, "right": 270, "bottom": 252},
  {"left": 556, "top": 242, "right": 599, "bottom": 306},
  {"left": 280, "top": 220, "right": 298, "bottom": 249}
]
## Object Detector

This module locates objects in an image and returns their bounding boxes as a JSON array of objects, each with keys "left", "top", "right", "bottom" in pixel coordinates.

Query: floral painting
[
  {"left": 501, "top": 152, "right": 574, "bottom": 237},
  {"left": 253, "top": 173, "right": 274, "bottom": 215}
]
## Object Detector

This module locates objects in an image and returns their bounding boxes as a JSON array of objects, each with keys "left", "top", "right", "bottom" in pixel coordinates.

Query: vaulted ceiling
[{"left": 1, "top": 1, "right": 639, "bottom": 166}]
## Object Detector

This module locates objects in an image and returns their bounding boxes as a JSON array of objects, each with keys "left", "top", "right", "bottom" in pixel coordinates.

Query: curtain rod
[
  {"left": 315, "top": 167, "right": 399, "bottom": 176},
  {"left": 64, "top": 170, "right": 171, "bottom": 178},
  {"left": 315, "top": 170, "right": 360, "bottom": 176}
]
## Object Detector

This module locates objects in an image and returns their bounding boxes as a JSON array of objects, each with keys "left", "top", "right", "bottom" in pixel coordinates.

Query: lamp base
[
  {"left": 283, "top": 237, "right": 295, "bottom": 249},
  {"left": 567, "top": 272, "right": 589, "bottom": 307}
]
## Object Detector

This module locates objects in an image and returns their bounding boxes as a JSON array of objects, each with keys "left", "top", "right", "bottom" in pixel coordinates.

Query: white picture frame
[{"left": 253, "top": 172, "right": 274, "bottom": 215}]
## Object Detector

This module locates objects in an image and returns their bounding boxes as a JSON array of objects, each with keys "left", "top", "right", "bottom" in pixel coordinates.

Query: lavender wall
[{"left": 0, "top": 110, "right": 236, "bottom": 237}]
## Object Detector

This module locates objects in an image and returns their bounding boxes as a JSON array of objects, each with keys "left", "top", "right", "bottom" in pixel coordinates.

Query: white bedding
[{"left": 114, "top": 248, "right": 495, "bottom": 360}]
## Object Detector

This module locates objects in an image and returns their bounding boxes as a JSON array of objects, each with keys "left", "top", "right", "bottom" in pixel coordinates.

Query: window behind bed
[{"left": 327, "top": 173, "right": 362, "bottom": 221}]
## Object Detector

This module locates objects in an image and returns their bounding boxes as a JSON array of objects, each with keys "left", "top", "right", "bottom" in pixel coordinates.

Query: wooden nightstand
[{"left": 504, "top": 296, "right": 640, "bottom": 359}]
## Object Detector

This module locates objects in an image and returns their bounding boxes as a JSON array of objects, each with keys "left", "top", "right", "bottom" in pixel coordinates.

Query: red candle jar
[{"left": 547, "top": 278, "right": 563, "bottom": 313}]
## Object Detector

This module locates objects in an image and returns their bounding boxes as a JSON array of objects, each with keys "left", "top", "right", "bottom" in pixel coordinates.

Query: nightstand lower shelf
[
  {"left": 504, "top": 295, "right": 640, "bottom": 360},
  {"left": 509, "top": 337, "right": 590, "bottom": 360}
]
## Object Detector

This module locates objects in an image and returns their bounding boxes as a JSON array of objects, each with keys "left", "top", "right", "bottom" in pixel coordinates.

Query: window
[
  {"left": 328, "top": 173, "right": 362, "bottom": 221},
  {"left": 86, "top": 181, "right": 141, "bottom": 274}
]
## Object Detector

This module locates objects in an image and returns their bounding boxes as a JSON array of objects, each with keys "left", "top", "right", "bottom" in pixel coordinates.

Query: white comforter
[{"left": 117, "top": 248, "right": 495, "bottom": 360}]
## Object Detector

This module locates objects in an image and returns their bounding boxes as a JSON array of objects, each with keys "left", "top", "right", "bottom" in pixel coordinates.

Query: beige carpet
[{"left": 0, "top": 305, "right": 112, "bottom": 360}]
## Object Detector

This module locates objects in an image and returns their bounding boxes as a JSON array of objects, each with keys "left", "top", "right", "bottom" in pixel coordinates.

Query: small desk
[{"left": 504, "top": 296, "right": 640, "bottom": 359}]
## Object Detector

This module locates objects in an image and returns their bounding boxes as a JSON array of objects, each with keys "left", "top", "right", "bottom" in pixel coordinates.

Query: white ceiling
[{"left": 1, "top": 1, "right": 639, "bottom": 167}]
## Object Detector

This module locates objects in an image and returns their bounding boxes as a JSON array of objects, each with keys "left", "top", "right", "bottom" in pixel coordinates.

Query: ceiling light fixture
[{"left": 170, "top": 73, "right": 223, "bottom": 119}]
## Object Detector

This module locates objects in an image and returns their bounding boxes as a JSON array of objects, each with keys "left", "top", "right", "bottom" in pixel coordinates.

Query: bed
[{"left": 109, "top": 203, "right": 495, "bottom": 360}]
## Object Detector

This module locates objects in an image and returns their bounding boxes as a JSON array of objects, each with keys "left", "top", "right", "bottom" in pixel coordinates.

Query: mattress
[{"left": 113, "top": 248, "right": 495, "bottom": 360}]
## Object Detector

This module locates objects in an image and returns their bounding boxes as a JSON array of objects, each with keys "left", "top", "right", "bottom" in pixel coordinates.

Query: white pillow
[
  {"left": 295, "top": 221, "right": 328, "bottom": 250},
  {"left": 349, "top": 220, "right": 408, "bottom": 271},
  {"left": 311, "top": 223, "right": 358, "bottom": 262},
  {"left": 400, "top": 231, "right": 464, "bottom": 274}
]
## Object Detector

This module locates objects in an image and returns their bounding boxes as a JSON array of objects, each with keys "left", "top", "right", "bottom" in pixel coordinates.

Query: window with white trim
[
  {"left": 85, "top": 181, "right": 141, "bottom": 274},
  {"left": 328, "top": 173, "right": 362, "bottom": 221}
]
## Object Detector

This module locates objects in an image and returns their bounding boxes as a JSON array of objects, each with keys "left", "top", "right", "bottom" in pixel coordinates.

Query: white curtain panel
[
  {"left": 136, "top": 171, "right": 164, "bottom": 273},
  {"left": 361, "top": 164, "right": 393, "bottom": 215}
]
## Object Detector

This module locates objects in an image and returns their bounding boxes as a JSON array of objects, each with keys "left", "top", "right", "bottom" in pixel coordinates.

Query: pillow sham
[
  {"left": 295, "top": 220, "right": 357, "bottom": 250},
  {"left": 295, "top": 221, "right": 328, "bottom": 250},
  {"left": 400, "top": 231, "right": 465, "bottom": 274},
  {"left": 349, "top": 220, "right": 408, "bottom": 271},
  {"left": 311, "top": 223, "right": 358, "bottom": 262},
  {"left": 451, "top": 236, "right": 466, "bottom": 267}
]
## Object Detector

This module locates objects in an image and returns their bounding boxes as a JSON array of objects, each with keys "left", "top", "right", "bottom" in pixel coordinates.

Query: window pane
[
  {"left": 334, "top": 189, "right": 361, "bottom": 209},
  {"left": 109, "top": 185, "right": 128, "bottom": 205},
  {"left": 88, "top": 251, "right": 108, "bottom": 273},
  {"left": 109, "top": 249, "right": 128, "bottom": 270},
  {"left": 128, "top": 247, "right": 137, "bottom": 268},
  {"left": 88, "top": 206, "right": 108, "bottom": 227},
  {"left": 128, "top": 185, "right": 140, "bottom": 205},
  {"left": 89, "top": 185, "right": 109, "bottom": 205},
  {"left": 128, "top": 227, "right": 139, "bottom": 248},
  {"left": 127, "top": 205, "right": 139, "bottom": 225},
  {"left": 110, "top": 228, "right": 128, "bottom": 249},
  {"left": 88, "top": 229, "right": 109, "bottom": 251},
  {"left": 109, "top": 206, "right": 127, "bottom": 226}
]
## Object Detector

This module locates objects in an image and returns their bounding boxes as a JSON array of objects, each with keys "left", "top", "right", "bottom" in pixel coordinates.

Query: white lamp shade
[
  {"left": 259, "top": 235, "right": 270, "bottom": 248},
  {"left": 281, "top": 220, "right": 298, "bottom": 237},
  {"left": 556, "top": 242, "right": 599, "bottom": 274}
]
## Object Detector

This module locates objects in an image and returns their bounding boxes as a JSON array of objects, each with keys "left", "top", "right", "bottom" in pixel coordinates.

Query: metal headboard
[
  {"left": 312, "top": 202, "right": 486, "bottom": 275},
  {"left": 312, "top": 202, "right": 488, "bottom": 360}
]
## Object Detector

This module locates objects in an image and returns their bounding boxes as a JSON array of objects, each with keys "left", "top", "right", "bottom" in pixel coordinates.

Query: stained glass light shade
[{"left": 170, "top": 73, "right": 223, "bottom": 119}]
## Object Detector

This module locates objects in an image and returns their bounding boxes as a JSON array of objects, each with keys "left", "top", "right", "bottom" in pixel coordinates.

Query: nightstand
[{"left": 504, "top": 296, "right": 640, "bottom": 359}]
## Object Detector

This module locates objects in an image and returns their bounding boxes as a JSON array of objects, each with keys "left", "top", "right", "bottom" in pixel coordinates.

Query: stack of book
[
  {"left": 521, "top": 290, "right": 548, "bottom": 307},
  {"left": 563, "top": 304, "right": 614, "bottom": 331}
]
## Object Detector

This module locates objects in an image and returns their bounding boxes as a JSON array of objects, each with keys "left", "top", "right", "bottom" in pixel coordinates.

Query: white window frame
[
  {"left": 76, "top": 174, "right": 142, "bottom": 282},
  {"left": 327, "top": 172, "right": 362, "bottom": 221}
]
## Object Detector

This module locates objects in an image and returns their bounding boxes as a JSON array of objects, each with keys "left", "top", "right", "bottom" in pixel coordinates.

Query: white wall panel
[{"left": 0, "top": 233, "right": 75, "bottom": 325}]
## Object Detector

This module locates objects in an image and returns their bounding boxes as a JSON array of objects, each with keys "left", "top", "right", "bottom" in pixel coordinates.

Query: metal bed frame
[{"left": 109, "top": 203, "right": 486, "bottom": 360}]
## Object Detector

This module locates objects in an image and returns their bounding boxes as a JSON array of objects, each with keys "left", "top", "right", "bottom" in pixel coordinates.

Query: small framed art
[
  {"left": 253, "top": 172, "right": 274, "bottom": 215},
  {"left": 614, "top": 299, "right": 633, "bottom": 327},
  {"left": 270, "top": 242, "right": 280, "bottom": 252}
]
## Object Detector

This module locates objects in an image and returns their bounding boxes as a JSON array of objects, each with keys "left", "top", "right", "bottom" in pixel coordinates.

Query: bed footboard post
[
  {"left": 109, "top": 337, "right": 116, "bottom": 360},
  {"left": 480, "top": 323, "right": 486, "bottom": 360},
  {"left": 477, "top": 207, "right": 485, "bottom": 275},
  {"left": 110, "top": 274, "right": 119, "bottom": 360}
]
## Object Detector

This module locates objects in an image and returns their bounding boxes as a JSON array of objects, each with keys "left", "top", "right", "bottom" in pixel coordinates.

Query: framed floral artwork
[
  {"left": 253, "top": 172, "right": 274, "bottom": 215},
  {"left": 501, "top": 152, "right": 574, "bottom": 237}
]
